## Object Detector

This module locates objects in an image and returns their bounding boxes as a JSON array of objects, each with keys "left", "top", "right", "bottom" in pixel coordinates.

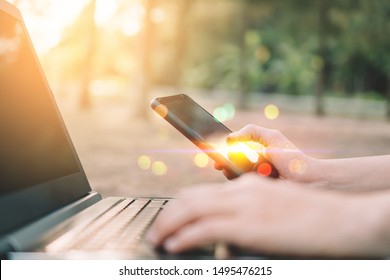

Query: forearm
[
  {"left": 342, "top": 191, "right": 390, "bottom": 257},
  {"left": 311, "top": 155, "right": 390, "bottom": 191},
  {"left": 288, "top": 188, "right": 390, "bottom": 258}
]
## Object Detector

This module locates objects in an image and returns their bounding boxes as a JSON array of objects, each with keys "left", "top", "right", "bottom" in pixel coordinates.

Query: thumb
[{"left": 228, "top": 125, "right": 272, "bottom": 145}]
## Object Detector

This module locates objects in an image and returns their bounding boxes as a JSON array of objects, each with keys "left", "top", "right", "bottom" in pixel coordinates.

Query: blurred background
[{"left": 7, "top": 0, "right": 390, "bottom": 197}]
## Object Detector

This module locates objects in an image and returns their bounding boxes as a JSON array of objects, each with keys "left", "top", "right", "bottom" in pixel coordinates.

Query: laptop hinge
[{"left": 5, "top": 192, "right": 102, "bottom": 253}]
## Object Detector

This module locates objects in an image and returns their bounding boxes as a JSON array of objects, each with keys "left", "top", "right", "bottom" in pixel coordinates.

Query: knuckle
[
  {"left": 268, "top": 128, "right": 282, "bottom": 139},
  {"left": 244, "top": 124, "right": 257, "bottom": 132}
]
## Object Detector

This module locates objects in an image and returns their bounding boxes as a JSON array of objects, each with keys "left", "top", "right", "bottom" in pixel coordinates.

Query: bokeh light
[
  {"left": 158, "top": 128, "right": 169, "bottom": 141},
  {"left": 264, "top": 104, "right": 280, "bottom": 120},
  {"left": 257, "top": 162, "right": 272, "bottom": 177},
  {"left": 256, "top": 46, "right": 271, "bottom": 63},
  {"left": 288, "top": 159, "right": 307, "bottom": 174},
  {"left": 223, "top": 103, "right": 236, "bottom": 120},
  {"left": 213, "top": 107, "right": 228, "bottom": 122},
  {"left": 214, "top": 103, "right": 236, "bottom": 123},
  {"left": 137, "top": 155, "right": 151, "bottom": 170},
  {"left": 194, "top": 153, "right": 209, "bottom": 168},
  {"left": 151, "top": 161, "right": 168, "bottom": 176}
]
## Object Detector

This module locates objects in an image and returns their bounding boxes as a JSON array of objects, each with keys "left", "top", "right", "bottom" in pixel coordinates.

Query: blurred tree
[
  {"left": 171, "top": 0, "right": 192, "bottom": 90},
  {"left": 80, "top": 0, "right": 97, "bottom": 110},
  {"left": 13, "top": 0, "right": 389, "bottom": 118},
  {"left": 136, "top": 0, "right": 157, "bottom": 119},
  {"left": 334, "top": 0, "right": 390, "bottom": 119},
  {"left": 237, "top": 0, "right": 250, "bottom": 109},
  {"left": 315, "top": 0, "right": 331, "bottom": 116}
]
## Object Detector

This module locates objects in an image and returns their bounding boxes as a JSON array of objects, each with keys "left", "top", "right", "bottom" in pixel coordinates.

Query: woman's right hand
[{"left": 215, "top": 124, "right": 320, "bottom": 183}]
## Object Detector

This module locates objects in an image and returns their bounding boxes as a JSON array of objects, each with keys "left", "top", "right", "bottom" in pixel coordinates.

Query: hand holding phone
[{"left": 151, "top": 94, "right": 279, "bottom": 179}]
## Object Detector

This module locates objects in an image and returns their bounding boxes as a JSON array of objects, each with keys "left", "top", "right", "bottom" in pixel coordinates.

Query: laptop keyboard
[{"left": 47, "top": 198, "right": 168, "bottom": 252}]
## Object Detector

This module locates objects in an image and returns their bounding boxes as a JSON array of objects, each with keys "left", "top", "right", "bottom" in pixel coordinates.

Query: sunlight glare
[
  {"left": 16, "top": 0, "right": 88, "bottom": 54},
  {"left": 228, "top": 142, "right": 259, "bottom": 164},
  {"left": 118, "top": 3, "right": 145, "bottom": 36},
  {"left": 95, "top": 0, "right": 144, "bottom": 36},
  {"left": 151, "top": 7, "right": 166, "bottom": 23},
  {"left": 121, "top": 20, "right": 142, "bottom": 37},
  {"left": 212, "top": 139, "right": 259, "bottom": 165},
  {"left": 95, "top": 0, "right": 119, "bottom": 25}
]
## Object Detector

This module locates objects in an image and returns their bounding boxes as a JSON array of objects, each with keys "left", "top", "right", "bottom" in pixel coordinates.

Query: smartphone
[{"left": 151, "top": 94, "right": 278, "bottom": 178}]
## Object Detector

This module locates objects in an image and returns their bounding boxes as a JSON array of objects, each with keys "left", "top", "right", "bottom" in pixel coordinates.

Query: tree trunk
[
  {"left": 172, "top": 0, "right": 192, "bottom": 91},
  {"left": 315, "top": 0, "right": 330, "bottom": 117},
  {"left": 387, "top": 74, "right": 390, "bottom": 121},
  {"left": 80, "top": 0, "right": 97, "bottom": 110},
  {"left": 238, "top": 1, "right": 249, "bottom": 109},
  {"left": 136, "top": 0, "right": 156, "bottom": 120}
]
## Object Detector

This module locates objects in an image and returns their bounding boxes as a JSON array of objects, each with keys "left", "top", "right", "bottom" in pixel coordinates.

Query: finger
[
  {"left": 214, "top": 162, "right": 240, "bottom": 180},
  {"left": 148, "top": 198, "right": 222, "bottom": 246},
  {"left": 213, "top": 161, "right": 224, "bottom": 170},
  {"left": 223, "top": 169, "right": 239, "bottom": 180},
  {"left": 162, "top": 217, "right": 234, "bottom": 254},
  {"left": 147, "top": 186, "right": 234, "bottom": 246},
  {"left": 228, "top": 125, "right": 280, "bottom": 146}
]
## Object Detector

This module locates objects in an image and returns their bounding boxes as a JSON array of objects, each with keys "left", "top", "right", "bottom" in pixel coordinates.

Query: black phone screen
[
  {"left": 153, "top": 94, "right": 262, "bottom": 176},
  {"left": 162, "top": 96, "right": 231, "bottom": 146}
]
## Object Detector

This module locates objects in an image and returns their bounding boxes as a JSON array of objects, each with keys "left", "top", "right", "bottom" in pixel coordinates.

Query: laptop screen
[{"left": 0, "top": 5, "right": 91, "bottom": 235}]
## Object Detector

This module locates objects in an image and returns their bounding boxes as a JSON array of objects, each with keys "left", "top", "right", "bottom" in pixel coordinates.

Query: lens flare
[
  {"left": 151, "top": 161, "right": 167, "bottom": 176},
  {"left": 246, "top": 141, "right": 266, "bottom": 154},
  {"left": 228, "top": 142, "right": 259, "bottom": 164},
  {"left": 194, "top": 153, "right": 209, "bottom": 168},
  {"left": 264, "top": 104, "right": 279, "bottom": 120},
  {"left": 137, "top": 155, "right": 151, "bottom": 170}
]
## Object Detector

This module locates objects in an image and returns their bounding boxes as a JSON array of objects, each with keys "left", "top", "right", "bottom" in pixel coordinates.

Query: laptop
[{"left": 0, "top": 0, "right": 219, "bottom": 260}]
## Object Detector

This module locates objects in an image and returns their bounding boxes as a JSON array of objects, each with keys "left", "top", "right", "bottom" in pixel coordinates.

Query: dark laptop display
[
  {"left": 0, "top": 2, "right": 178, "bottom": 260},
  {"left": 0, "top": 4, "right": 92, "bottom": 238},
  {"left": 0, "top": 1, "right": 256, "bottom": 260}
]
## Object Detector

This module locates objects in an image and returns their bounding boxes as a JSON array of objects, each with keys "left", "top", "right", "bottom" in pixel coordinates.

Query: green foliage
[
  {"left": 32, "top": 0, "right": 390, "bottom": 99},
  {"left": 180, "top": 0, "right": 389, "bottom": 98}
]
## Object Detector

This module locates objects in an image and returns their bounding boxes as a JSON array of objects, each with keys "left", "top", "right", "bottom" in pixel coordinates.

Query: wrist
[
  {"left": 294, "top": 157, "right": 329, "bottom": 186},
  {"left": 304, "top": 158, "right": 356, "bottom": 189}
]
